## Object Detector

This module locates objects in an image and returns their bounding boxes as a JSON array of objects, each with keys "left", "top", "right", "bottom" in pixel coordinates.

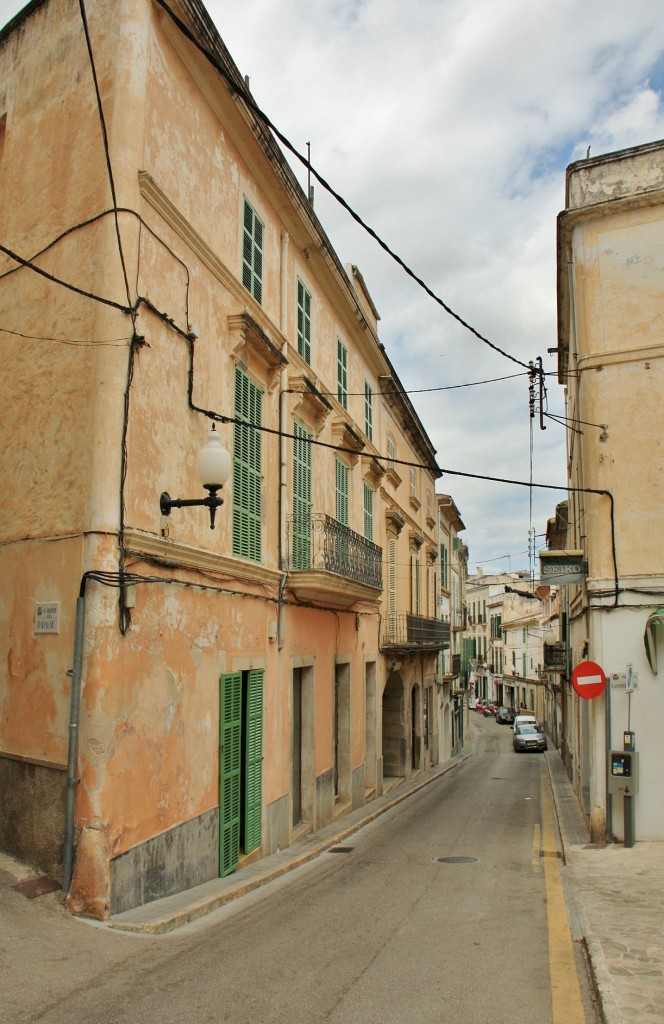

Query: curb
[{"left": 545, "top": 755, "right": 624, "bottom": 1024}]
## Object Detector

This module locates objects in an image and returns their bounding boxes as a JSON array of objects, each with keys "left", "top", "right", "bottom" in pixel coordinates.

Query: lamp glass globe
[{"left": 196, "top": 426, "right": 231, "bottom": 488}]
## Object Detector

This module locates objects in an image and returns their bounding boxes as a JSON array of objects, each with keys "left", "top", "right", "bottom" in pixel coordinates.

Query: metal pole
[
  {"left": 605, "top": 676, "right": 612, "bottom": 843},
  {"left": 624, "top": 795, "right": 635, "bottom": 848},
  {"left": 63, "top": 593, "right": 86, "bottom": 892}
]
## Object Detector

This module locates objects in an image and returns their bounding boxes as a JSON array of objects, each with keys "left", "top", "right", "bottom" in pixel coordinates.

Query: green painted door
[
  {"left": 220, "top": 669, "right": 264, "bottom": 875},
  {"left": 220, "top": 672, "right": 242, "bottom": 876},
  {"left": 243, "top": 669, "right": 263, "bottom": 854}
]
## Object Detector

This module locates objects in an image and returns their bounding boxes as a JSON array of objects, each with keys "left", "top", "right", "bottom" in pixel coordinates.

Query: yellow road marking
[
  {"left": 532, "top": 823, "right": 542, "bottom": 872},
  {"left": 540, "top": 775, "right": 587, "bottom": 1024}
]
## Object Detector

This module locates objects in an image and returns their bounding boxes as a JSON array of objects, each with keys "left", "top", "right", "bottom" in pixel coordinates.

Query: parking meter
[{"left": 607, "top": 750, "right": 639, "bottom": 796}]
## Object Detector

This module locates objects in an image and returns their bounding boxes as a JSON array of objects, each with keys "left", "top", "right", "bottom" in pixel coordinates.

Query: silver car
[{"left": 513, "top": 723, "right": 547, "bottom": 753}]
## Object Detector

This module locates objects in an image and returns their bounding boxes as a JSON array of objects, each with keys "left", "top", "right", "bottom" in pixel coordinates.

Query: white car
[{"left": 512, "top": 714, "right": 537, "bottom": 733}]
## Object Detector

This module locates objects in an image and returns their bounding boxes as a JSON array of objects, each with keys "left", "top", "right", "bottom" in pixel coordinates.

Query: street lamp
[{"left": 160, "top": 424, "right": 231, "bottom": 530}]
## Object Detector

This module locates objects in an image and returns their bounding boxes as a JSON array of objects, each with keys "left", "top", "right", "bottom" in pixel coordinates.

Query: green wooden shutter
[
  {"left": 364, "top": 381, "right": 373, "bottom": 440},
  {"left": 220, "top": 672, "right": 242, "bottom": 877},
  {"left": 335, "top": 458, "right": 348, "bottom": 526},
  {"left": 297, "top": 279, "right": 311, "bottom": 363},
  {"left": 387, "top": 537, "right": 398, "bottom": 641},
  {"left": 233, "top": 366, "right": 262, "bottom": 561},
  {"left": 243, "top": 669, "right": 263, "bottom": 855},
  {"left": 242, "top": 198, "right": 263, "bottom": 304},
  {"left": 293, "top": 422, "right": 312, "bottom": 569},
  {"left": 363, "top": 482, "right": 373, "bottom": 541},
  {"left": 337, "top": 338, "right": 348, "bottom": 409}
]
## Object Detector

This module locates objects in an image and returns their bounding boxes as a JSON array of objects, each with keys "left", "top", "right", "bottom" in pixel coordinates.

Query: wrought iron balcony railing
[
  {"left": 286, "top": 513, "right": 382, "bottom": 590},
  {"left": 382, "top": 613, "right": 450, "bottom": 650}
]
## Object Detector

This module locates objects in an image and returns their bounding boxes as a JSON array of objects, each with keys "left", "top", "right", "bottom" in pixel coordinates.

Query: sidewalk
[{"left": 545, "top": 751, "right": 664, "bottom": 1024}]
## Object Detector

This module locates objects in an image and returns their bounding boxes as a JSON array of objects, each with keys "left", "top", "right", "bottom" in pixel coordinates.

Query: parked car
[
  {"left": 495, "top": 706, "right": 516, "bottom": 725},
  {"left": 512, "top": 714, "right": 537, "bottom": 733},
  {"left": 513, "top": 723, "right": 547, "bottom": 753}
]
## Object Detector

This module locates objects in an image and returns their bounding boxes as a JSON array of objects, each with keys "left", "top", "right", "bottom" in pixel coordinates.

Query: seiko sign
[{"left": 539, "top": 550, "right": 586, "bottom": 586}]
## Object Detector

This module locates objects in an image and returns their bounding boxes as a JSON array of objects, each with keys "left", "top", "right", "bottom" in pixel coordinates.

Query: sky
[{"left": 3, "top": 0, "right": 664, "bottom": 574}]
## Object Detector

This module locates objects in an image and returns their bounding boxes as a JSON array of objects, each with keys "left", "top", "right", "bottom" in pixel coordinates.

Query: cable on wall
[
  {"left": 78, "top": 0, "right": 132, "bottom": 312},
  {"left": 0, "top": 241, "right": 133, "bottom": 312}
]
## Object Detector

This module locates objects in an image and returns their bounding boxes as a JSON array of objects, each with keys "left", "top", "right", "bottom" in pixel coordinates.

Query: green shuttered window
[
  {"left": 364, "top": 381, "right": 373, "bottom": 441},
  {"left": 233, "top": 366, "right": 262, "bottom": 562},
  {"left": 337, "top": 338, "right": 348, "bottom": 409},
  {"left": 363, "top": 482, "right": 373, "bottom": 541},
  {"left": 297, "top": 279, "right": 311, "bottom": 363},
  {"left": 293, "top": 422, "right": 312, "bottom": 569},
  {"left": 242, "top": 198, "right": 264, "bottom": 304},
  {"left": 335, "top": 458, "right": 349, "bottom": 527}
]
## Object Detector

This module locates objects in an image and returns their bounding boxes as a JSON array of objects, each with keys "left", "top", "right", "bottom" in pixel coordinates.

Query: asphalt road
[{"left": 1, "top": 716, "right": 600, "bottom": 1024}]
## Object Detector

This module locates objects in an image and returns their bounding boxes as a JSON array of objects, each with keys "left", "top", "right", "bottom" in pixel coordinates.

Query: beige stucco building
[
  {"left": 557, "top": 139, "right": 664, "bottom": 841},
  {"left": 0, "top": 0, "right": 451, "bottom": 916},
  {"left": 437, "top": 495, "right": 467, "bottom": 757}
]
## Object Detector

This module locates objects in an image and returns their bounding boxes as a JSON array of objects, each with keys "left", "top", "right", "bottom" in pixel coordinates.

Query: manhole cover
[
  {"left": 328, "top": 846, "right": 354, "bottom": 854},
  {"left": 437, "top": 856, "right": 478, "bottom": 864},
  {"left": 11, "top": 876, "right": 61, "bottom": 898}
]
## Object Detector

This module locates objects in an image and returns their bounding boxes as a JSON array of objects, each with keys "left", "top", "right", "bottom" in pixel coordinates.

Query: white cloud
[{"left": 2, "top": 0, "right": 663, "bottom": 571}]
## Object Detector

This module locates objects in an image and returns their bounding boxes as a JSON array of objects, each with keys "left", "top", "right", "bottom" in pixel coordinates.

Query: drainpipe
[
  {"left": 278, "top": 232, "right": 289, "bottom": 650},
  {"left": 63, "top": 583, "right": 87, "bottom": 892},
  {"left": 604, "top": 621, "right": 613, "bottom": 843}
]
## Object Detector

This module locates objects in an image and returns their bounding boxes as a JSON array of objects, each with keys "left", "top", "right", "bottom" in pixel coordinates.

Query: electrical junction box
[{"left": 607, "top": 750, "right": 639, "bottom": 796}]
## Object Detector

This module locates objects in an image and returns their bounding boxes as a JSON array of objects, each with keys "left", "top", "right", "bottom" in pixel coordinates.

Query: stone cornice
[
  {"left": 331, "top": 417, "right": 365, "bottom": 466},
  {"left": 361, "top": 455, "right": 386, "bottom": 489},
  {"left": 228, "top": 310, "right": 286, "bottom": 391},
  {"left": 288, "top": 372, "right": 332, "bottom": 433},
  {"left": 123, "top": 529, "right": 283, "bottom": 589}
]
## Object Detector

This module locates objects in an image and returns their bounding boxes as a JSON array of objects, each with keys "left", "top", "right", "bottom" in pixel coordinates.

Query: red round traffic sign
[{"left": 572, "top": 661, "right": 607, "bottom": 699}]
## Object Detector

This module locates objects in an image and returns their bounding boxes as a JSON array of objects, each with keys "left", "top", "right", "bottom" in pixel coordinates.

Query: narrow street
[{"left": 2, "top": 718, "right": 600, "bottom": 1024}]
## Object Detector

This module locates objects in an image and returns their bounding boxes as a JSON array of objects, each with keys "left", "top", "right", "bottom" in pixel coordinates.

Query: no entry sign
[{"left": 572, "top": 661, "right": 607, "bottom": 699}]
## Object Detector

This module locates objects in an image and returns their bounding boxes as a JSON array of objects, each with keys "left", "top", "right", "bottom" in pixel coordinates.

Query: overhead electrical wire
[
  {"left": 154, "top": 0, "right": 530, "bottom": 372},
  {"left": 544, "top": 410, "right": 608, "bottom": 434},
  {"left": 286, "top": 371, "right": 527, "bottom": 398},
  {"left": 0, "top": 241, "right": 132, "bottom": 312}
]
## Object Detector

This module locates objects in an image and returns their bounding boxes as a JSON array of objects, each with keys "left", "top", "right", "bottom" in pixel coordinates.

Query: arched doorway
[{"left": 382, "top": 669, "right": 405, "bottom": 782}]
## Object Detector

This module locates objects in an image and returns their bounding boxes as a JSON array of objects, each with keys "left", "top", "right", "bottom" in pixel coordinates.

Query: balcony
[
  {"left": 286, "top": 513, "right": 382, "bottom": 607},
  {"left": 382, "top": 613, "right": 450, "bottom": 652},
  {"left": 543, "top": 642, "right": 567, "bottom": 672}
]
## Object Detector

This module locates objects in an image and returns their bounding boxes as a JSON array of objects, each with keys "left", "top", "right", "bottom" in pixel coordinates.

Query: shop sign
[{"left": 539, "top": 550, "right": 586, "bottom": 585}]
